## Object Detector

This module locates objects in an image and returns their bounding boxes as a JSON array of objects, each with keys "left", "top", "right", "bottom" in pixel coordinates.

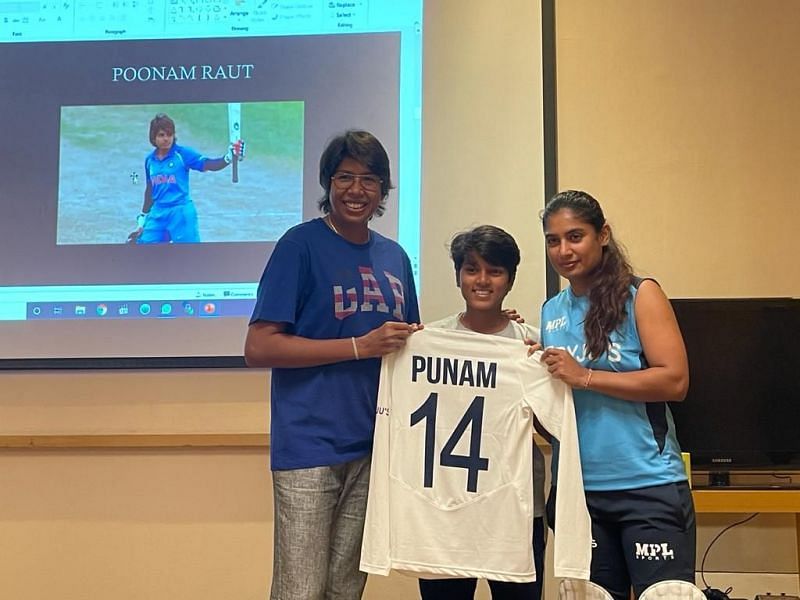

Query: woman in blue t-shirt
[
  {"left": 538, "top": 190, "right": 695, "bottom": 600},
  {"left": 245, "top": 130, "right": 422, "bottom": 600}
]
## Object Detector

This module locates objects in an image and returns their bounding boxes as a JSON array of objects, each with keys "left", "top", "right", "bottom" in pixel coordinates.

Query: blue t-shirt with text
[{"left": 250, "top": 218, "right": 421, "bottom": 470}]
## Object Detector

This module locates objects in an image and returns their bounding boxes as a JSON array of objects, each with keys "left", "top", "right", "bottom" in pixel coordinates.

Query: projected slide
[
  {"left": 0, "top": 1, "right": 423, "bottom": 362},
  {"left": 57, "top": 101, "right": 304, "bottom": 245}
]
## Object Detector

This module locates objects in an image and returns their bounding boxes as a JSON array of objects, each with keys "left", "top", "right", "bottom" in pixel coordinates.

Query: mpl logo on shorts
[{"left": 634, "top": 542, "right": 675, "bottom": 561}]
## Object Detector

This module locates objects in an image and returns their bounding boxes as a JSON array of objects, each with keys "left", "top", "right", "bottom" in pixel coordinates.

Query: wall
[
  {"left": 0, "top": 369, "right": 272, "bottom": 600},
  {"left": 420, "top": 0, "right": 547, "bottom": 321},
  {"left": 0, "top": 445, "right": 272, "bottom": 600},
  {"left": 555, "top": 0, "right": 800, "bottom": 297},
  {"left": 555, "top": 0, "right": 800, "bottom": 596}
]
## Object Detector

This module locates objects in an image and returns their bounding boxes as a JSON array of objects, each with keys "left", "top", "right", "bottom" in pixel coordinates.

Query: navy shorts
[{"left": 547, "top": 482, "right": 696, "bottom": 600}]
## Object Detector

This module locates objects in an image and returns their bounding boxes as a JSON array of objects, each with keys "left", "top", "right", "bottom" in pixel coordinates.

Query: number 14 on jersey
[{"left": 410, "top": 392, "right": 490, "bottom": 493}]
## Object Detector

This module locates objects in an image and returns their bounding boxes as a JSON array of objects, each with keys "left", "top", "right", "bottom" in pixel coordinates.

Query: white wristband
[{"left": 136, "top": 213, "right": 147, "bottom": 228}]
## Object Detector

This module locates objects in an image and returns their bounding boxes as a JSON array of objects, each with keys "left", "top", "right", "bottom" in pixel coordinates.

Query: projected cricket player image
[{"left": 127, "top": 112, "right": 245, "bottom": 244}]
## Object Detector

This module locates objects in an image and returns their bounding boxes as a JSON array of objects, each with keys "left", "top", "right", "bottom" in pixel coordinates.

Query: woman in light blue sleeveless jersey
[{"left": 538, "top": 190, "right": 696, "bottom": 600}]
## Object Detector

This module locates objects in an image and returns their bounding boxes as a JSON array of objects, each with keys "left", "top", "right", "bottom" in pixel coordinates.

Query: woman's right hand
[
  {"left": 541, "top": 347, "right": 590, "bottom": 388},
  {"left": 357, "top": 321, "right": 422, "bottom": 358},
  {"left": 126, "top": 227, "right": 143, "bottom": 244}
]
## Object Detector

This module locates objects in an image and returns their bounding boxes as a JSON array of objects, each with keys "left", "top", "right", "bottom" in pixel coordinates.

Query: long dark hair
[{"left": 542, "top": 190, "right": 634, "bottom": 360}]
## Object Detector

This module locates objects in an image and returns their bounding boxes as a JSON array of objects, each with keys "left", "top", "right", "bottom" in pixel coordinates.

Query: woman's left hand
[{"left": 540, "top": 347, "right": 590, "bottom": 389}]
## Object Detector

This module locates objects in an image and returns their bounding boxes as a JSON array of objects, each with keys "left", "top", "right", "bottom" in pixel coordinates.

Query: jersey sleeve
[
  {"left": 360, "top": 352, "right": 395, "bottom": 575},
  {"left": 177, "top": 145, "right": 206, "bottom": 171},
  {"left": 518, "top": 354, "right": 592, "bottom": 580},
  {"left": 249, "top": 237, "right": 308, "bottom": 326}
]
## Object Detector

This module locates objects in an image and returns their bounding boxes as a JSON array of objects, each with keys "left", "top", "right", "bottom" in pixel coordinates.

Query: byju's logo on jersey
[
  {"left": 634, "top": 542, "right": 675, "bottom": 561},
  {"left": 544, "top": 316, "right": 568, "bottom": 333}
]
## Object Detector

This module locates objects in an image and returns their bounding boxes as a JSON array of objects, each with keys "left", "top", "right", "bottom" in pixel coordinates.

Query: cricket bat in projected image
[{"left": 228, "top": 102, "right": 241, "bottom": 183}]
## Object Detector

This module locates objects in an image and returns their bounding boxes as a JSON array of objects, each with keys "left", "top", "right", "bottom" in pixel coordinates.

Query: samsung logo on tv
[{"left": 711, "top": 458, "right": 733, "bottom": 463}]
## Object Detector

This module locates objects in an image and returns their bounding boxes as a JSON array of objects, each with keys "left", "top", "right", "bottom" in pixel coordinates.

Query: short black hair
[
  {"left": 317, "top": 130, "right": 393, "bottom": 216},
  {"left": 450, "top": 225, "right": 521, "bottom": 285}
]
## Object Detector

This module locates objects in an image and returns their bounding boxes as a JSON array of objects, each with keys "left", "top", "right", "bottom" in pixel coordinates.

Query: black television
[{"left": 669, "top": 297, "right": 800, "bottom": 476}]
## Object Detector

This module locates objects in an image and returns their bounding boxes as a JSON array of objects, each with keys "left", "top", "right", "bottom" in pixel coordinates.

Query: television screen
[
  {"left": 0, "top": 2, "right": 423, "bottom": 366},
  {"left": 669, "top": 298, "right": 800, "bottom": 471}
]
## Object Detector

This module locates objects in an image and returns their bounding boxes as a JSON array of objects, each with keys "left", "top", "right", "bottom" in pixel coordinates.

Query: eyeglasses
[{"left": 331, "top": 172, "right": 382, "bottom": 192}]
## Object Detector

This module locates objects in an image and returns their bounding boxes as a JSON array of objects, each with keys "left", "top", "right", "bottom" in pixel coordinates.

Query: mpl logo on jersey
[
  {"left": 634, "top": 542, "right": 675, "bottom": 561},
  {"left": 544, "top": 316, "right": 568, "bottom": 333}
]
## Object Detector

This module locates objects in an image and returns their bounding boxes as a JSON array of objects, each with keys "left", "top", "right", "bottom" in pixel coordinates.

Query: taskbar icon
[{"left": 25, "top": 298, "right": 254, "bottom": 320}]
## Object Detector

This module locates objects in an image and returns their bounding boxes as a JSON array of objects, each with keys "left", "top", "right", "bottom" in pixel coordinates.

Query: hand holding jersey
[
  {"left": 541, "top": 347, "right": 590, "bottom": 388},
  {"left": 356, "top": 321, "right": 422, "bottom": 358}
]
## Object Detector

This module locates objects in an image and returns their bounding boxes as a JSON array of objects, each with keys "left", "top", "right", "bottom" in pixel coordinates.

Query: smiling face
[
  {"left": 544, "top": 208, "right": 610, "bottom": 294},
  {"left": 327, "top": 156, "right": 383, "bottom": 234},
  {"left": 458, "top": 251, "right": 513, "bottom": 314}
]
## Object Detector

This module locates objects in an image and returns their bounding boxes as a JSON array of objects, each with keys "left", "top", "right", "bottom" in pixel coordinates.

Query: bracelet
[
  {"left": 583, "top": 368, "right": 593, "bottom": 389},
  {"left": 351, "top": 336, "right": 360, "bottom": 361}
]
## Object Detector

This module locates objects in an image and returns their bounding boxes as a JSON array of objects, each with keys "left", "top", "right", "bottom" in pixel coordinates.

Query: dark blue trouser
[{"left": 418, "top": 516, "right": 546, "bottom": 600}]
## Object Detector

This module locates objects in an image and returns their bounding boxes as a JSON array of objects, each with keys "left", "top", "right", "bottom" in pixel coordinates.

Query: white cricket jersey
[{"left": 360, "top": 327, "right": 591, "bottom": 582}]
